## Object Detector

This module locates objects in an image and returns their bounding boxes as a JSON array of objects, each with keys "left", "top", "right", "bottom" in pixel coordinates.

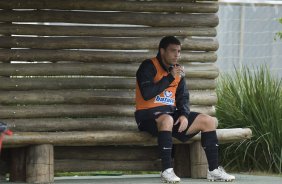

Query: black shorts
[{"left": 135, "top": 110, "right": 200, "bottom": 142}]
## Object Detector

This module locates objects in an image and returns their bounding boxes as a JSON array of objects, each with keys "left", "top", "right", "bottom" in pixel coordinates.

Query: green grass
[{"left": 216, "top": 66, "right": 282, "bottom": 174}]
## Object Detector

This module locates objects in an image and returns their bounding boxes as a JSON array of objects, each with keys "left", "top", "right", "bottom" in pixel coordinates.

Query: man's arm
[
  {"left": 136, "top": 59, "right": 175, "bottom": 101},
  {"left": 175, "top": 78, "right": 190, "bottom": 118}
]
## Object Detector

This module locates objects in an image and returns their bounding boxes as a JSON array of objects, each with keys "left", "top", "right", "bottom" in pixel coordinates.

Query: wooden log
[
  {"left": 0, "top": 24, "right": 217, "bottom": 37},
  {"left": 0, "top": 49, "right": 217, "bottom": 63},
  {"left": 26, "top": 144, "right": 54, "bottom": 183},
  {"left": 0, "top": 0, "right": 218, "bottom": 13},
  {"left": 0, "top": 10, "right": 219, "bottom": 27},
  {"left": 54, "top": 146, "right": 159, "bottom": 161},
  {"left": 55, "top": 160, "right": 161, "bottom": 172},
  {"left": 0, "top": 63, "right": 219, "bottom": 79},
  {"left": 0, "top": 77, "right": 135, "bottom": 90},
  {"left": 0, "top": 36, "right": 219, "bottom": 51},
  {"left": 0, "top": 89, "right": 136, "bottom": 105},
  {"left": 190, "top": 90, "right": 218, "bottom": 105},
  {"left": 187, "top": 79, "right": 216, "bottom": 90},
  {"left": 190, "top": 141, "right": 208, "bottom": 179},
  {"left": 4, "top": 117, "right": 217, "bottom": 133},
  {"left": 174, "top": 144, "right": 191, "bottom": 178},
  {"left": 3, "top": 128, "right": 252, "bottom": 147},
  {"left": 184, "top": 63, "right": 219, "bottom": 79},
  {"left": 0, "top": 78, "right": 216, "bottom": 90},
  {"left": 0, "top": 105, "right": 215, "bottom": 119},
  {"left": 214, "top": 128, "right": 253, "bottom": 143},
  {"left": 4, "top": 117, "right": 138, "bottom": 132},
  {"left": 0, "top": 104, "right": 134, "bottom": 119},
  {"left": 9, "top": 147, "right": 26, "bottom": 182},
  {"left": 0, "top": 89, "right": 217, "bottom": 106}
]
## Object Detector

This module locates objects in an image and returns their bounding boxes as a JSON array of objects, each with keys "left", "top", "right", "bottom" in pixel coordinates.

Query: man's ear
[{"left": 160, "top": 48, "right": 165, "bottom": 55}]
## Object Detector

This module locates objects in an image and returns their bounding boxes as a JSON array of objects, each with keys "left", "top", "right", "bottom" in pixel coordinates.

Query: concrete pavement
[
  {"left": 55, "top": 174, "right": 282, "bottom": 184},
  {"left": 1, "top": 173, "right": 281, "bottom": 184}
]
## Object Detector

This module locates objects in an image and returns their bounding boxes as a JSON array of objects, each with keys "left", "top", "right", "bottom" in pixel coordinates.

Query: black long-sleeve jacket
[{"left": 135, "top": 54, "right": 190, "bottom": 119}]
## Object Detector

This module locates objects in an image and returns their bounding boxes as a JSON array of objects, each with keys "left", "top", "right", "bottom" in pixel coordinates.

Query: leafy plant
[
  {"left": 216, "top": 66, "right": 282, "bottom": 173},
  {"left": 275, "top": 18, "right": 282, "bottom": 40}
]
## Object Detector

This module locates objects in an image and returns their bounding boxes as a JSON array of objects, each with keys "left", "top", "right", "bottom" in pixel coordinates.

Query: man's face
[{"left": 160, "top": 44, "right": 181, "bottom": 67}]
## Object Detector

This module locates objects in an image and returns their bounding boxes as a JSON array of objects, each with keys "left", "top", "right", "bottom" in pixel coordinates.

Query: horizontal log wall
[
  {"left": 54, "top": 146, "right": 159, "bottom": 161},
  {"left": 0, "top": 0, "right": 219, "bottom": 139},
  {"left": 0, "top": 0, "right": 223, "bottom": 179},
  {"left": 54, "top": 146, "right": 160, "bottom": 174}
]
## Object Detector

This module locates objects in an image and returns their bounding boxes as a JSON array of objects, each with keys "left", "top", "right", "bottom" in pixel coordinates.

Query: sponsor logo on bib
[{"left": 154, "top": 90, "right": 175, "bottom": 105}]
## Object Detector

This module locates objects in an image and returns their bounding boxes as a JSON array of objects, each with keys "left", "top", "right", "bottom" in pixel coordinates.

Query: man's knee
[
  {"left": 203, "top": 115, "right": 217, "bottom": 130},
  {"left": 155, "top": 114, "right": 174, "bottom": 131},
  {"left": 213, "top": 117, "right": 218, "bottom": 128},
  {"left": 196, "top": 114, "right": 216, "bottom": 131}
]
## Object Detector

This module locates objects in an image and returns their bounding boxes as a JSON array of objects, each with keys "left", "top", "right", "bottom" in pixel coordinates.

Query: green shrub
[
  {"left": 275, "top": 18, "right": 282, "bottom": 41},
  {"left": 216, "top": 66, "right": 282, "bottom": 173}
]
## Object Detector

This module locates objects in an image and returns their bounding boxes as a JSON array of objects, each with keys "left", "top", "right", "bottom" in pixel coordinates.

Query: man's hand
[
  {"left": 170, "top": 65, "right": 184, "bottom": 78},
  {"left": 174, "top": 115, "right": 188, "bottom": 132}
]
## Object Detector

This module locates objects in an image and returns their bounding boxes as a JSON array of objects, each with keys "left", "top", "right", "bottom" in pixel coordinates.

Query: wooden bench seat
[
  {"left": 4, "top": 128, "right": 252, "bottom": 147},
  {"left": 2, "top": 128, "right": 252, "bottom": 183}
]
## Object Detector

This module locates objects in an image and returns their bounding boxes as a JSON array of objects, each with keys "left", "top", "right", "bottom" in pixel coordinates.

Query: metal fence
[{"left": 216, "top": 0, "right": 282, "bottom": 78}]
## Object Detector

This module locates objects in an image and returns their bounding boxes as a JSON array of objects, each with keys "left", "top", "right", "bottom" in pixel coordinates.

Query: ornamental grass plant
[{"left": 216, "top": 66, "right": 282, "bottom": 174}]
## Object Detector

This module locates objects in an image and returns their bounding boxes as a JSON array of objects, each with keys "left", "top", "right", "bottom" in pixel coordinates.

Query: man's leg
[
  {"left": 155, "top": 114, "right": 174, "bottom": 171},
  {"left": 186, "top": 114, "right": 235, "bottom": 181},
  {"left": 155, "top": 114, "right": 180, "bottom": 183},
  {"left": 186, "top": 114, "right": 218, "bottom": 171}
]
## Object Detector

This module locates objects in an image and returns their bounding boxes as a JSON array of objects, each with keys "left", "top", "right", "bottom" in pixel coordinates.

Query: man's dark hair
[{"left": 158, "top": 36, "right": 181, "bottom": 51}]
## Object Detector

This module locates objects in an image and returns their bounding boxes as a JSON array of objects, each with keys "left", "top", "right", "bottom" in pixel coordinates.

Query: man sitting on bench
[{"left": 135, "top": 36, "right": 235, "bottom": 183}]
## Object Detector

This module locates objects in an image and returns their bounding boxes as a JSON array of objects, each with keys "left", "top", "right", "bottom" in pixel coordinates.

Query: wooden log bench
[
  {"left": 2, "top": 127, "right": 251, "bottom": 183},
  {"left": 0, "top": 0, "right": 252, "bottom": 183}
]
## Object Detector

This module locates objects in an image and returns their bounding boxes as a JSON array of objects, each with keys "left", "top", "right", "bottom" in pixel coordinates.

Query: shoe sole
[
  {"left": 161, "top": 178, "right": 181, "bottom": 183},
  {"left": 208, "top": 178, "right": 235, "bottom": 182}
]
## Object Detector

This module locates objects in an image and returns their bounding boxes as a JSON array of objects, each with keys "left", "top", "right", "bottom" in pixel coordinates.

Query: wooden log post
[
  {"left": 9, "top": 147, "right": 26, "bottom": 182},
  {"left": 0, "top": 149, "right": 9, "bottom": 181},
  {"left": 189, "top": 141, "right": 208, "bottom": 179},
  {"left": 26, "top": 144, "right": 54, "bottom": 184},
  {"left": 174, "top": 144, "right": 191, "bottom": 178}
]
